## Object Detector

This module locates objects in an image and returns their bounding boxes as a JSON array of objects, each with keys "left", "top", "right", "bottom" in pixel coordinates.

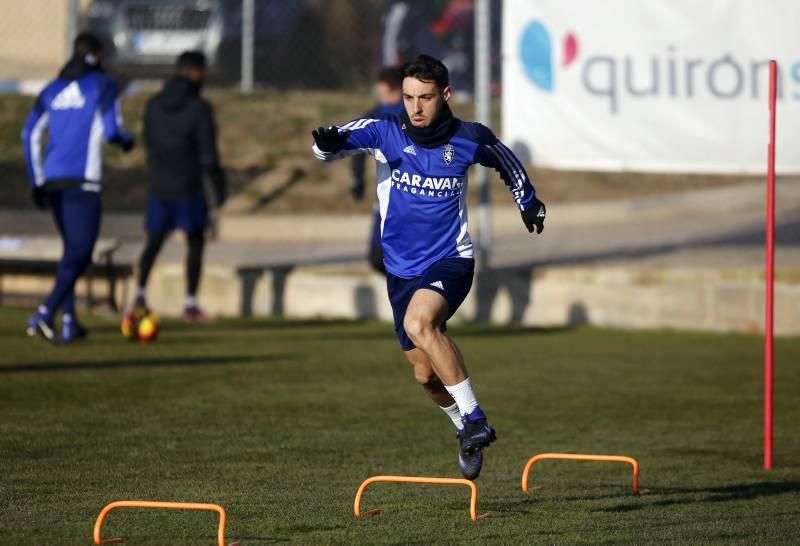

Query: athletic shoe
[
  {"left": 457, "top": 431, "right": 485, "bottom": 480},
  {"left": 183, "top": 305, "right": 215, "bottom": 323},
  {"left": 26, "top": 309, "right": 56, "bottom": 342},
  {"left": 60, "top": 316, "right": 88, "bottom": 344}
]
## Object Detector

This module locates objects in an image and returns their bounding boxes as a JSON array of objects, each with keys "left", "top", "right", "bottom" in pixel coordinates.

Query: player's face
[
  {"left": 402, "top": 77, "right": 452, "bottom": 128},
  {"left": 375, "top": 82, "right": 402, "bottom": 106}
]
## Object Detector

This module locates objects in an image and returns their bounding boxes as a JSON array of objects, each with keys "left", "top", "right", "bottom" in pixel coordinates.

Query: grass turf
[{"left": 0, "top": 308, "right": 798, "bottom": 544}]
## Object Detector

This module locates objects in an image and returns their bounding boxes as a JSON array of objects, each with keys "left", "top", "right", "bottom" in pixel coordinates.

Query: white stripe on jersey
[
  {"left": 85, "top": 110, "right": 104, "bottom": 182},
  {"left": 312, "top": 142, "right": 386, "bottom": 163},
  {"left": 492, "top": 143, "right": 531, "bottom": 208},
  {"left": 339, "top": 118, "right": 380, "bottom": 132},
  {"left": 456, "top": 172, "right": 473, "bottom": 258},
  {"left": 29, "top": 112, "right": 49, "bottom": 186},
  {"left": 488, "top": 145, "right": 526, "bottom": 206}
]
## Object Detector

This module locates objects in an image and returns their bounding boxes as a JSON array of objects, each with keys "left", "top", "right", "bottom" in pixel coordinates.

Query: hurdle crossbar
[
  {"left": 354, "top": 475, "right": 482, "bottom": 521},
  {"left": 522, "top": 453, "right": 640, "bottom": 494},
  {"left": 93, "top": 500, "right": 235, "bottom": 546}
]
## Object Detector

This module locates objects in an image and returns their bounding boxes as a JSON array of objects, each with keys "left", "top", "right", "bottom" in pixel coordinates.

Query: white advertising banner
[{"left": 503, "top": 0, "right": 800, "bottom": 173}]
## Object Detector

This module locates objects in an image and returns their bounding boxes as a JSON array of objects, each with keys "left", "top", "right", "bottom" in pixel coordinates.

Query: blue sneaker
[
  {"left": 457, "top": 431, "right": 485, "bottom": 480},
  {"left": 60, "top": 315, "right": 88, "bottom": 344},
  {"left": 26, "top": 307, "right": 56, "bottom": 342},
  {"left": 457, "top": 410, "right": 497, "bottom": 480}
]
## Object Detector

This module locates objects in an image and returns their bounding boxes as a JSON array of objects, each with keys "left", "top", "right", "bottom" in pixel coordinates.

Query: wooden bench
[{"left": 0, "top": 236, "right": 133, "bottom": 311}]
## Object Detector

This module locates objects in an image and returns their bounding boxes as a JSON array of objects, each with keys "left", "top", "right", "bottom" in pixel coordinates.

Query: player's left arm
[
  {"left": 21, "top": 93, "right": 49, "bottom": 189},
  {"left": 99, "top": 78, "right": 134, "bottom": 152},
  {"left": 474, "top": 126, "right": 546, "bottom": 234}
]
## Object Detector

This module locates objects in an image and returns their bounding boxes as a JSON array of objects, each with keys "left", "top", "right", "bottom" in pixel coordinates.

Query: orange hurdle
[
  {"left": 522, "top": 453, "right": 639, "bottom": 494},
  {"left": 93, "top": 500, "right": 237, "bottom": 546},
  {"left": 354, "top": 476, "right": 484, "bottom": 521}
]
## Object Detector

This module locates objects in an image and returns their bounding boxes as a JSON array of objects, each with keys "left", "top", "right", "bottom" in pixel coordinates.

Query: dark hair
[
  {"left": 176, "top": 50, "right": 207, "bottom": 71},
  {"left": 73, "top": 32, "right": 103, "bottom": 57},
  {"left": 400, "top": 54, "right": 449, "bottom": 90},
  {"left": 376, "top": 66, "right": 403, "bottom": 89}
]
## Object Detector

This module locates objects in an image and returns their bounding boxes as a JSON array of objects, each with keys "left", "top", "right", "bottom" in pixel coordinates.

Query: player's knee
[
  {"left": 63, "top": 247, "right": 93, "bottom": 269},
  {"left": 404, "top": 315, "right": 434, "bottom": 346}
]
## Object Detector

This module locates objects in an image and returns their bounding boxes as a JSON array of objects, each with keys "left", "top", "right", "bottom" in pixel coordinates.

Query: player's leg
[
  {"left": 403, "top": 288, "right": 495, "bottom": 478},
  {"left": 27, "top": 190, "right": 64, "bottom": 340},
  {"left": 403, "top": 289, "right": 467, "bottom": 384},
  {"left": 181, "top": 194, "right": 213, "bottom": 322},
  {"left": 136, "top": 230, "right": 167, "bottom": 309},
  {"left": 402, "top": 258, "right": 494, "bottom": 478},
  {"left": 135, "top": 197, "right": 171, "bottom": 309},
  {"left": 54, "top": 194, "right": 83, "bottom": 339},
  {"left": 184, "top": 231, "right": 211, "bottom": 320},
  {"left": 34, "top": 188, "right": 101, "bottom": 342},
  {"left": 403, "top": 347, "right": 463, "bottom": 431}
]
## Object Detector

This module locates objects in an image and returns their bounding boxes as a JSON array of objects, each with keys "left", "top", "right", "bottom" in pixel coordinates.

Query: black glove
[
  {"left": 112, "top": 134, "right": 135, "bottom": 153},
  {"left": 120, "top": 136, "right": 135, "bottom": 153},
  {"left": 350, "top": 177, "right": 365, "bottom": 201},
  {"left": 215, "top": 187, "right": 227, "bottom": 207},
  {"left": 32, "top": 187, "right": 47, "bottom": 210},
  {"left": 210, "top": 170, "right": 227, "bottom": 207},
  {"left": 312, "top": 126, "right": 350, "bottom": 153},
  {"left": 521, "top": 199, "right": 546, "bottom": 234}
]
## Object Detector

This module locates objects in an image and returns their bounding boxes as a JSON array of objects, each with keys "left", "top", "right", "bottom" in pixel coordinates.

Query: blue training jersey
[
  {"left": 313, "top": 117, "right": 538, "bottom": 278},
  {"left": 21, "top": 71, "right": 132, "bottom": 188}
]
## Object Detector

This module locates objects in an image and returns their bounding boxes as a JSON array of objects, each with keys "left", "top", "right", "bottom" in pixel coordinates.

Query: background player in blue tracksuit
[
  {"left": 312, "top": 54, "right": 546, "bottom": 480},
  {"left": 349, "top": 67, "right": 404, "bottom": 274},
  {"left": 22, "top": 32, "right": 134, "bottom": 343}
]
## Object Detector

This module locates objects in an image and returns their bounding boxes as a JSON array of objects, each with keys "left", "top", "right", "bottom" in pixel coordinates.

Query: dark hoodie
[{"left": 144, "top": 76, "right": 226, "bottom": 201}]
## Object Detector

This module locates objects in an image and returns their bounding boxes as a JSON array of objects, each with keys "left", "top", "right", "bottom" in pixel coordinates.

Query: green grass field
[{"left": 1, "top": 308, "right": 799, "bottom": 544}]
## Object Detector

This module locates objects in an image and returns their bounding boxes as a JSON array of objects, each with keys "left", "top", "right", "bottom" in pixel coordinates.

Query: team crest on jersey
[{"left": 443, "top": 144, "right": 455, "bottom": 166}]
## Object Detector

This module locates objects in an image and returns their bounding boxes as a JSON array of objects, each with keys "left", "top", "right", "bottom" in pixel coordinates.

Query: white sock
[
  {"left": 440, "top": 403, "right": 464, "bottom": 430},
  {"left": 445, "top": 377, "right": 479, "bottom": 416},
  {"left": 185, "top": 295, "right": 197, "bottom": 308}
]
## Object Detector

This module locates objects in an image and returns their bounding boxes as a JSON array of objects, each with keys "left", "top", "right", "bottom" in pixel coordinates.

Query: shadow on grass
[
  {"left": 0, "top": 353, "right": 299, "bottom": 374},
  {"left": 103, "top": 318, "right": 362, "bottom": 334},
  {"left": 229, "top": 537, "right": 291, "bottom": 543},
  {"left": 313, "top": 324, "right": 577, "bottom": 343},
  {"left": 595, "top": 481, "right": 800, "bottom": 512},
  {"left": 457, "top": 325, "right": 577, "bottom": 338}
]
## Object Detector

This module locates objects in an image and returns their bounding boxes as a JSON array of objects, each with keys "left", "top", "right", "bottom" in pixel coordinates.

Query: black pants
[{"left": 138, "top": 231, "right": 205, "bottom": 297}]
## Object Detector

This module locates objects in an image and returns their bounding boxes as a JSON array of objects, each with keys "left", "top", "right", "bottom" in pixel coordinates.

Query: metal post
[
  {"left": 764, "top": 60, "right": 777, "bottom": 471},
  {"left": 65, "top": 0, "right": 80, "bottom": 60},
  {"left": 241, "top": 0, "right": 255, "bottom": 94},
  {"left": 474, "top": 0, "right": 492, "bottom": 267}
]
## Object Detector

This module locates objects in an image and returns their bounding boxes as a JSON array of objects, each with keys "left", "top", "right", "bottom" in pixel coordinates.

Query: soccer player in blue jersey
[
  {"left": 349, "top": 67, "right": 404, "bottom": 274},
  {"left": 22, "top": 32, "right": 134, "bottom": 343},
  {"left": 312, "top": 54, "right": 545, "bottom": 479}
]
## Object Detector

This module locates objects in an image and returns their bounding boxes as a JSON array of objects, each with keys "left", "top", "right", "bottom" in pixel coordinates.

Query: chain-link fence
[
  {"left": 0, "top": 0, "right": 499, "bottom": 90},
  {"left": 0, "top": 0, "right": 503, "bottom": 225}
]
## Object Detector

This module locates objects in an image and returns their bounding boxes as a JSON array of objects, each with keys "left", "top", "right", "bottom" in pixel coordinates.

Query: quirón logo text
[{"left": 520, "top": 20, "right": 800, "bottom": 114}]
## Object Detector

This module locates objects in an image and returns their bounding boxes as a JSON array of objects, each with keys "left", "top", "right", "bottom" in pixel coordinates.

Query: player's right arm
[
  {"left": 348, "top": 107, "right": 380, "bottom": 200},
  {"left": 311, "top": 118, "right": 384, "bottom": 162}
]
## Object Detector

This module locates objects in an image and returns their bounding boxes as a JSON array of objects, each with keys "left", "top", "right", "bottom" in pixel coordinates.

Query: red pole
[{"left": 764, "top": 60, "right": 777, "bottom": 471}]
